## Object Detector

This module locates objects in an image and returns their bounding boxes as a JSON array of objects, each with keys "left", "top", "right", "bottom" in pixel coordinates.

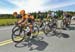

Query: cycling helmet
[
  {"left": 13, "top": 12, "right": 17, "bottom": 17},
  {"left": 20, "top": 10, "right": 25, "bottom": 15}
]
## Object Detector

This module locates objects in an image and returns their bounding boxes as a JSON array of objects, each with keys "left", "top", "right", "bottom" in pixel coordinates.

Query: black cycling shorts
[{"left": 28, "top": 19, "right": 34, "bottom": 24}]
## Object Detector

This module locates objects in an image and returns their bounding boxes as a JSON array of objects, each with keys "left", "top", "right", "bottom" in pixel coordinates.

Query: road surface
[{"left": 0, "top": 20, "right": 75, "bottom": 52}]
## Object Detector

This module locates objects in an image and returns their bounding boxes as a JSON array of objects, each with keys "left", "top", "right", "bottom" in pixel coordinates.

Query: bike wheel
[
  {"left": 43, "top": 24, "right": 51, "bottom": 35},
  {"left": 32, "top": 26, "right": 39, "bottom": 37},
  {"left": 12, "top": 26, "right": 20, "bottom": 36},
  {"left": 12, "top": 26, "right": 25, "bottom": 43}
]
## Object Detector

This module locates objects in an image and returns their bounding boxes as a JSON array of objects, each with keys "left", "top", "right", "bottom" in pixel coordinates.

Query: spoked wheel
[
  {"left": 12, "top": 26, "right": 25, "bottom": 43},
  {"left": 43, "top": 24, "right": 52, "bottom": 35},
  {"left": 12, "top": 26, "right": 20, "bottom": 36},
  {"left": 32, "top": 26, "right": 39, "bottom": 38},
  {"left": 12, "top": 25, "right": 20, "bottom": 33}
]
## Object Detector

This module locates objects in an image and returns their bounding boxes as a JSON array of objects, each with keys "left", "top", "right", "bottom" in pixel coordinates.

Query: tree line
[{"left": 0, "top": 10, "right": 75, "bottom": 19}]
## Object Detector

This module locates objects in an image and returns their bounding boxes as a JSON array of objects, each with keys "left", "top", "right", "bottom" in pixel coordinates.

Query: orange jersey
[
  {"left": 22, "top": 14, "right": 34, "bottom": 21},
  {"left": 22, "top": 14, "right": 29, "bottom": 19}
]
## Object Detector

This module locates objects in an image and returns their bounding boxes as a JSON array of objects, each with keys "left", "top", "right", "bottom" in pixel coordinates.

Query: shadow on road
[
  {"left": 45, "top": 31, "right": 70, "bottom": 38},
  {"left": 58, "top": 33, "right": 70, "bottom": 38},
  {"left": 28, "top": 38, "right": 48, "bottom": 51},
  {"left": 69, "top": 26, "right": 75, "bottom": 30},
  {"left": 15, "top": 42, "right": 26, "bottom": 48},
  {"left": 15, "top": 38, "right": 48, "bottom": 51}
]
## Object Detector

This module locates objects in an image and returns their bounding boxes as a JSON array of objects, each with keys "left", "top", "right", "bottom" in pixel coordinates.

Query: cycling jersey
[
  {"left": 22, "top": 14, "right": 29, "bottom": 19},
  {"left": 21, "top": 14, "right": 34, "bottom": 24},
  {"left": 28, "top": 15, "right": 34, "bottom": 24}
]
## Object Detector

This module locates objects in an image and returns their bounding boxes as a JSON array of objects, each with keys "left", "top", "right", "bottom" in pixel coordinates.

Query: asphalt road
[{"left": 0, "top": 20, "right": 75, "bottom": 52}]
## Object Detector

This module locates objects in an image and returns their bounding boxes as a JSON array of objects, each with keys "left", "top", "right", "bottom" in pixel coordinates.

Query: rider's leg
[
  {"left": 30, "top": 23, "right": 36, "bottom": 38},
  {"left": 27, "top": 23, "right": 33, "bottom": 37},
  {"left": 40, "top": 19, "right": 43, "bottom": 27},
  {"left": 29, "top": 24, "right": 33, "bottom": 32}
]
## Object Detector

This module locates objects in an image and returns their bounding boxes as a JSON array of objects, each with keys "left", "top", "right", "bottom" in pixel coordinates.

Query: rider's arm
[
  {"left": 18, "top": 18, "right": 25, "bottom": 24},
  {"left": 18, "top": 15, "right": 28, "bottom": 24}
]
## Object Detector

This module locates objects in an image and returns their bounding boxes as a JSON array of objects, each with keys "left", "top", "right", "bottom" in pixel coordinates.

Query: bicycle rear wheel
[{"left": 32, "top": 26, "right": 39, "bottom": 38}]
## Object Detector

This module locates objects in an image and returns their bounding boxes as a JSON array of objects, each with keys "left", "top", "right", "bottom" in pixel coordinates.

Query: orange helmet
[
  {"left": 20, "top": 10, "right": 25, "bottom": 15},
  {"left": 13, "top": 12, "right": 17, "bottom": 17}
]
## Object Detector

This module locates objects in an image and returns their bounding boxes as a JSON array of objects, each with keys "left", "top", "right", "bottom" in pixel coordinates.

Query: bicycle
[
  {"left": 11, "top": 22, "right": 39, "bottom": 43},
  {"left": 43, "top": 19, "right": 57, "bottom": 36}
]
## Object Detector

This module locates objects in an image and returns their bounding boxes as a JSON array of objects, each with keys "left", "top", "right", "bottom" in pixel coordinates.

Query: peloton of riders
[{"left": 13, "top": 10, "right": 72, "bottom": 36}]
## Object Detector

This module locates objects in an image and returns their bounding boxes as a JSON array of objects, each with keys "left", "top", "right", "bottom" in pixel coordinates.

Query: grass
[
  {"left": 0, "top": 19, "right": 17, "bottom": 26},
  {"left": 0, "top": 18, "right": 52, "bottom": 26},
  {"left": 0, "top": 18, "right": 40, "bottom": 26},
  {"left": 0, "top": 18, "right": 62, "bottom": 26}
]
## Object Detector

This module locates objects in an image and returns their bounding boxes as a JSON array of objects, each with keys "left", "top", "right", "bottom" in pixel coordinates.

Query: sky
[{"left": 0, "top": 0, "right": 75, "bottom": 14}]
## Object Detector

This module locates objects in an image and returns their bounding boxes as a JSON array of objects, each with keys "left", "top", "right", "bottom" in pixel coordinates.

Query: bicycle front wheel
[
  {"left": 43, "top": 24, "right": 52, "bottom": 35},
  {"left": 12, "top": 26, "right": 25, "bottom": 43}
]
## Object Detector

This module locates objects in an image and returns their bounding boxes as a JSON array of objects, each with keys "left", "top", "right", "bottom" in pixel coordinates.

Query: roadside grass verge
[
  {"left": 0, "top": 19, "right": 17, "bottom": 26},
  {"left": 0, "top": 18, "right": 52, "bottom": 26},
  {"left": 0, "top": 18, "right": 62, "bottom": 26}
]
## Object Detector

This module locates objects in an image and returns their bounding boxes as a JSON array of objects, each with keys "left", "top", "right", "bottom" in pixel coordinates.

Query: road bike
[{"left": 12, "top": 22, "right": 39, "bottom": 43}]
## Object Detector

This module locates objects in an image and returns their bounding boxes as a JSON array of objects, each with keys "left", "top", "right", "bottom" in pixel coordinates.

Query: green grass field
[
  {"left": 0, "top": 18, "right": 54, "bottom": 26},
  {"left": 0, "top": 19, "right": 17, "bottom": 26},
  {"left": 0, "top": 18, "right": 62, "bottom": 26}
]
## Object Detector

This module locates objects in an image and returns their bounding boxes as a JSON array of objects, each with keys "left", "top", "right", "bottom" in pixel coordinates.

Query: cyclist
[
  {"left": 13, "top": 12, "right": 17, "bottom": 17},
  {"left": 13, "top": 12, "right": 22, "bottom": 22},
  {"left": 45, "top": 12, "right": 58, "bottom": 34},
  {"left": 50, "top": 12, "right": 58, "bottom": 27},
  {"left": 38, "top": 11, "right": 44, "bottom": 27},
  {"left": 66, "top": 13, "right": 72, "bottom": 25},
  {"left": 46, "top": 12, "right": 52, "bottom": 21},
  {"left": 63, "top": 12, "right": 71, "bottom": 28},
  {"left": 17, "top": 10, "right": 34, "bottom": 36}
]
